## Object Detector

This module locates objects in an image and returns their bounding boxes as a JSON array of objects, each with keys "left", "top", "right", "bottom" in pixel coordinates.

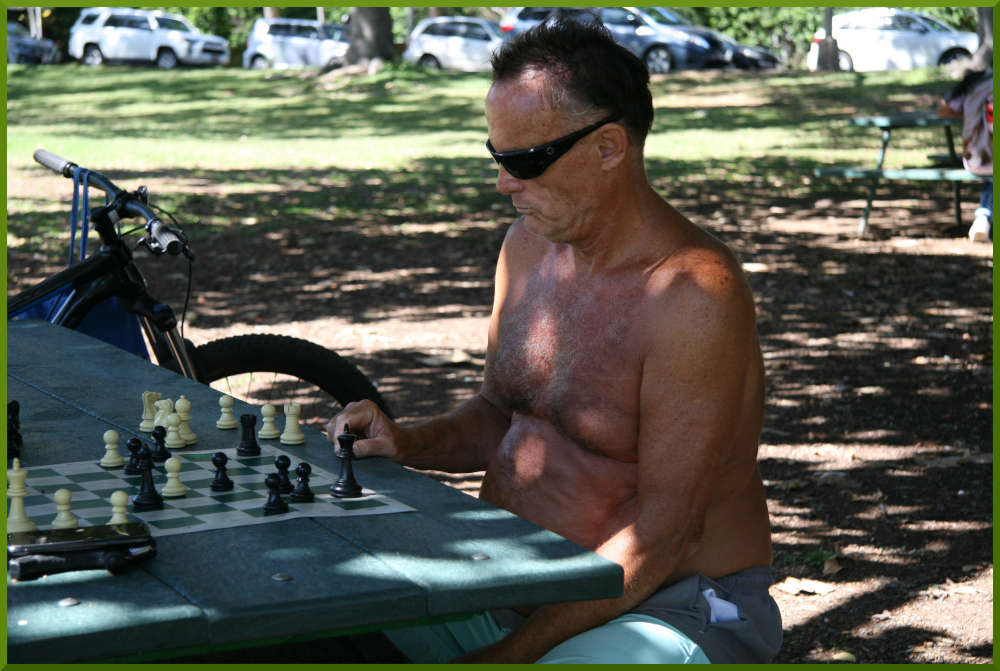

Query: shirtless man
[{"left": 328, "top": 20, "right": 781, "bottom": 664}]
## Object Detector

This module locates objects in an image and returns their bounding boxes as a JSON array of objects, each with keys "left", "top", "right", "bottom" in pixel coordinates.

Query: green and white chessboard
[{"left": 14, "top": 445, "right": 413, "bottom": 538}]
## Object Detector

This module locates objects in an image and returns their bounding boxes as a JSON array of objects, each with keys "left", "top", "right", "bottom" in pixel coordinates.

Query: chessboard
[{"left": 13, "top": 444, "right": 414, "bottom": 538}]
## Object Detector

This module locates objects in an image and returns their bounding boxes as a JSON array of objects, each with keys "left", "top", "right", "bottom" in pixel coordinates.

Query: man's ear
[{"left": 597, "top": 123, "right": 628, "bottom": 171}]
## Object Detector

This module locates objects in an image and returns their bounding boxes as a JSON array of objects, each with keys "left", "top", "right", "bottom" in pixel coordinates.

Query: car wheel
[
  {"left": 156, "top": 48, "right": 178, "bottom": 69},
  {"left": 938, "top": 48, "right": 970, "bottom": 66},
  {"left": 82, "top": 44, "right": 104, "bottom": 66},
  {"left": 837, "top": 50, "right": 854, "bottom": 72},
  {"left": 250, "top": 55, "right": 269, "bottom": 70},
  {"left": 644, "top": 46, "right": 673, "bottom": 74},
  {"left": 418, "top": 54, "right": 441, "bottom": 70}
]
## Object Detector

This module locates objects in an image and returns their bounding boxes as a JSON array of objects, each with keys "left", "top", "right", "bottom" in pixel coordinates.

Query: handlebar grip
[
  {"left": 149, "top": 219, "right": 183, "bottom": 256},
  {"left": 33, "top": 149, "right": 77, "bottom": 177}
]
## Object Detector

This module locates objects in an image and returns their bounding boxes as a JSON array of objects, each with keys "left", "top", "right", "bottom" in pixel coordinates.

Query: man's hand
[{"left": 326, "top": 399, "right": 405, "bottom": 460}]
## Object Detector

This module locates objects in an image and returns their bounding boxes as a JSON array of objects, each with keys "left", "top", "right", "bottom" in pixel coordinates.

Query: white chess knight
[
  {"left": 280, "top": 402, "right": 306, "bottom": 445},
  {"left": 175, "top": 395, "right": 197, "bottom": 445},
  {"left": 6, "top": 458, "right": 37, "bottom": 532},
  {"left": 139, "top": 390, "right": 163, "bottom": 432},
  {"left": 153, "top": 398, "right": 174, "bottom": 429},
  {"left": 99, "top": 429, "right": 125, "bottom": 468},
  {"left": 216, "top": 395, "right": 239, "bottom": 429},
  {"left": 259, "top": 403, "right": 280, "bottom": 439}
]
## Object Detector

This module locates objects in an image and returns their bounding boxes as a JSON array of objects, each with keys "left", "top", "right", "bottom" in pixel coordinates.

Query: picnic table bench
[{"left": 814, "top": 112, "right": 982, "bottom": 237}]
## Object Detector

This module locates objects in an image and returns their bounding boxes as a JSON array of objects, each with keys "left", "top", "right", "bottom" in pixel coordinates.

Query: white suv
[
  {"left": 242, "top": 17, "right": 349, "bottom": 70},
  {"left": 68, "top": 7, "right": 229, "bottom": 69}
]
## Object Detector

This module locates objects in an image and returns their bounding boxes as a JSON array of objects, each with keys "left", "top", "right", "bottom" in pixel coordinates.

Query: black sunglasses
[{"left": 486, "top": 114, "right": 622, "bottom": 180}]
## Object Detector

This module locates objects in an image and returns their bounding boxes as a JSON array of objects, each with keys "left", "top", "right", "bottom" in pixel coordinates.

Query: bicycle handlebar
[{"left": 33, "top": 148, "right": 190, "bottom": 258}]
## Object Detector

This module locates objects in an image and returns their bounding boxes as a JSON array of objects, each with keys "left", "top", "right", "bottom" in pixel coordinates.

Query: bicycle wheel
[{"left": 192, "top": 334, "right": 391, "bottom": 431}]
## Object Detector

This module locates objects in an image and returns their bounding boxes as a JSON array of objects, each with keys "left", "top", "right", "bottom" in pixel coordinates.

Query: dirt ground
[{"left": 7, "top": 165, "right": 993, "bottom": 664}]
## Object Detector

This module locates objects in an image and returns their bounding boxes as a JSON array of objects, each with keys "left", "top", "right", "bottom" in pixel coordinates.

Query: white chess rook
[
  {"left": 6, "top": 458, "right": 37, "bottom": 533},
  {"left": 280, "top": 402, "right": 306, "bottom": 445}
]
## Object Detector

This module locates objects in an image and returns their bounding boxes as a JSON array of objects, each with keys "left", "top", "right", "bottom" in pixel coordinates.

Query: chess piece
[
  {"left": 8, "top": 400, "right": 23, "bottom": 461},
  {"left": 331, "top": 426, "right": 362, "bottom": 498},
  {"left": 153, "top": 398, "right": 174, "bottom": 430},
  {"left": 124, "top": 437, "right": 144, "bottom": 475},
  {"left": 259, "top": 404, "right": 280, "bottom": 439},
  {"left": 161, "top": 457, "right": 187, "bottom": 498},
  {"left": 107, "top": 490, "right": 129, "bottom": 525},
  {"left": 289, "top": 462, "right": 315, "bottom": 503},
  {"left": 139, "top": 391, "right": 162, "bottom": 432},
  {"left": 6, "top": 458, "right": 37, "bottom": 532},
  {"left": 132, "top": 445, "right": 164, "bottom": 512},
  {"left": 216, "top": 395, "right": 239, "bottom": 429},
  {"left": 237, "top": 414, "right": 261, "bottom": 456},
  {"left": 175, "top": 395, "right": 197, "bottom": 445},
  {"left": 280, "top": 402, "right": 305, "bottom": 445},
  {"left": 51, "top": 488, "right": 79, "bottom": 529},
  {"left": 263, "top": 473, "right": 289, "bottom": 514},
  {"left": 210, "top": 452, "right": 234, "bottom": 492},
  {"left": 99, "top": 429, "right": 125, "bottom": 468},
  {"left": 274, "top": 455, "right": 294, "bottom": 494},
  {"left": 150, "top": 426, "right": 172, "bottom": 463},
  {"left": 164, "top": 413, "right": 186, "bottom": 450}
]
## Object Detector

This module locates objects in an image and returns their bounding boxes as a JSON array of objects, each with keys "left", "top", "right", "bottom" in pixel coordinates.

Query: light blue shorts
[{"left": 384, "top": 566, "right": 781, "bottom": 663}]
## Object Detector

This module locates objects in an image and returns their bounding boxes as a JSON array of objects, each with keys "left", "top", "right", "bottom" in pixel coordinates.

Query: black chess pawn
[
  {"left": 289, "top": 462, "right": 314, "bottom": 503},
  {"left": 237, "top": 413, "right": 260, "bottom": 456},
  {"left": 274, "top": 455, "right": 294, "bottom": 494},
  {"left": 7, "top": 400, "right": 22, "bottom": 461},
  {"left": 331, "top": 428, "right": 362, "bottom": 499},
  {"left": 124, "top": 437, "right": 144, "bottom": 475},
  {"left": 150, "top": 425, "right": 171, "bottom": 463},
  {"left": 210, "top": 451, "right": 234, "bottom": 492},
  {"left": 263, "top": 472, "right": 288, "bottom": 514},
  {"left": 132, "top": 445, "right": 164, "bottom": 511}
]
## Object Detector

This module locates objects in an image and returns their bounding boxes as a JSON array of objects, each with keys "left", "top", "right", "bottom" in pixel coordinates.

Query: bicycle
[{"left": 8, "top": 149, "right": 391, "bottom": 427}]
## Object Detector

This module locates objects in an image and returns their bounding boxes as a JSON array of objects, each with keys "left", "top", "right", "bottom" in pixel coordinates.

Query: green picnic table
[{"left": 5, "top": 319, "right": 623, "bottom": 663}]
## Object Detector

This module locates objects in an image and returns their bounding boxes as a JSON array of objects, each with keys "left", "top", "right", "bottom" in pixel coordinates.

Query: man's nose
[{"left": 495, "top": 165, "right": 524, "bottom": 195}]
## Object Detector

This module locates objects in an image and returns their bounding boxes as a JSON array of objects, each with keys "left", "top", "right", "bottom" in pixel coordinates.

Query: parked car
[
  {"left": 242, "top": 17, "right": 348, "bottom": 70},
  {"left": 68, "top": 7, "right": 229, "bottom": 68},
  {"left": 403, "top": 16, "right": 503, "bottom": 72},
  {"left": 498, "top": 7, "right": 778, "bottom": 74},
  {"left": 807, "top": 8, "right": 978, "bottom": 72},
  {"left": 7, "top": 21, "right": 60, "bottom": 64}
]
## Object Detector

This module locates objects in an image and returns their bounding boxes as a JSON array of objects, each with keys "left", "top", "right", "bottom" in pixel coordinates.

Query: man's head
[{"left": 490, "top": 18, "right": 654, "bottom": 148}]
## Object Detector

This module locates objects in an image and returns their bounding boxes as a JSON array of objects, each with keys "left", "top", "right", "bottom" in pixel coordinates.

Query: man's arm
[{"left": 458, "top": 251, "right": 763, "bottom": 662}]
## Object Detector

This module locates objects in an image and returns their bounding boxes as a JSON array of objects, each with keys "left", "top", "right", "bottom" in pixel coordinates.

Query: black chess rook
[
  {"left": 331, "top": 428, "right": 362, "bottom": 499},
  {"left": 237, "top": 413, "right": 261, "bottom": 456}
]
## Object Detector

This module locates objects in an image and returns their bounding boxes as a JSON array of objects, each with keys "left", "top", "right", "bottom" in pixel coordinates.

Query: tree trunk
[
  {"left": 345, "top": 7, "right": 396, "bottom": 68},
  {"left": 263, "top": 7, "right": 279, "bottom": 20},
  {"left": 817, "top": 7, "right": 840, "bottom": 71},
  {"left": 971, "top": 7, "right": 993, "bottom": 71}
]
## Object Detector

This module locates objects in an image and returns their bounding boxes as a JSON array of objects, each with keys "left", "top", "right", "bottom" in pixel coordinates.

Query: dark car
[
  {"left": 7, "top": 21, "right": 60, "bottom": 64},
  {"left": 499, "top": 7, "right": 779, "bottom": 73}
]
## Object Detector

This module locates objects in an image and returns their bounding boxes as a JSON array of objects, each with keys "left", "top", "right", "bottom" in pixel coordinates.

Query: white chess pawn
[
  {"left": 259, "top": 403, "right": 280, "bottom": 439},
  {"left": 217, "top": 395, "right": 238, "bottom": 429},
  {"left": 175, "top": 395, "right": 197, "bottom": 445},
  {"left": 164, "top": 413, "right": 186, "bottom": 449},
  {"left": 107, "top": 490, "right": 129, "bottom": 525},
  {"left": 161, "top": 457, "right": 187, "bottom": 498},
  {"left": 51, "top": 488, "right": 79, "bottom": 529},
  {"left": 139, "top": 391, "right": 162, "bottom": 432},
  {"left": 153, "top": 398, "right": 174, "bottom": 429},
  {"left": 99, "top": 429, "right": 125, "bottom": 468},
  {"left": 6, "top": 458, "right": 37, "bottom": 533},
  {"left": 280, "top": 402, "right": 305, "bottom": 445}
]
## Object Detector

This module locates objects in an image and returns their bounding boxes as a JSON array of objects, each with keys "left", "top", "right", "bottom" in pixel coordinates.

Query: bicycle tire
[{"left": 192, "top": 334, "right": 392, "bottom": 428}]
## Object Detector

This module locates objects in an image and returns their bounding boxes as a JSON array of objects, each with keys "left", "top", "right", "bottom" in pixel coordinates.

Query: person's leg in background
[{"left": 970, "top": 177, "right": 992, "bottom": 242}]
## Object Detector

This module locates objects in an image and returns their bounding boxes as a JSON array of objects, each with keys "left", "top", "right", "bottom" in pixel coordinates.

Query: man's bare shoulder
[{"left": 645, "top": 230, "right": 752, "bottom": 313}]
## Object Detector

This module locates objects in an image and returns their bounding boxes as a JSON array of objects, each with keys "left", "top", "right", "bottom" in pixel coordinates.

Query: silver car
[
  {"left": 403, "top": 16, "right": 503, "bottom": 72},
  {"left": 68, "top": 7, "right": 229, "bottom": 68},
  {"left": 242, "top": 17, "right": 349, "bottom": 70},
  {"left": 7, "top": 21, "right": 60, "bottom": 64}
]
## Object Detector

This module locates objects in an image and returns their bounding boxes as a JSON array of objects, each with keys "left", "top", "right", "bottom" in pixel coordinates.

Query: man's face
[{"left": 485, "top": 73, "right": 602, "bottom": 243}]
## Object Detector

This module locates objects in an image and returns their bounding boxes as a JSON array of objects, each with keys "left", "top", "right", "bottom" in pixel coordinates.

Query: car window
[
  {"left": 889, "top": 15, "right": 924, "bottom": 32},
  {"left": 600, "top": 8, "right": 637, "bottom": 27},
  {"left": 425, "top": 22, "right": 458, "bottom": 37},
  {"left": 643, "top": 7, "right": 688, "bottom": 26},
  {"left": 291, "top": 25, "right": 320, "bottom": 39},
  {"left": 917, "top": 14, "right": 954, "bottom": 33},
  {"left": 129, "top": 16, "right": 152, "bottom": 31},
  {"left": 156, "top": 17, "right": 192, "bottom": 33},
  {"left": 79, "top": 14, "right": 99, "bottom": 26},
  {"left": 518, "top": 8, "right": 555, "bottom": 22},
  {"left": 104, "top": 15, "right": 131, "bottom": 28},
  {"left": 465, "top": 23, "right": 490, "bottom": 40},
  {"left": 324, "top": 25, "right": 344, "bottom": 40},
  {"left": 268, "top": 24, "right": 290, "bottom": 37}
]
